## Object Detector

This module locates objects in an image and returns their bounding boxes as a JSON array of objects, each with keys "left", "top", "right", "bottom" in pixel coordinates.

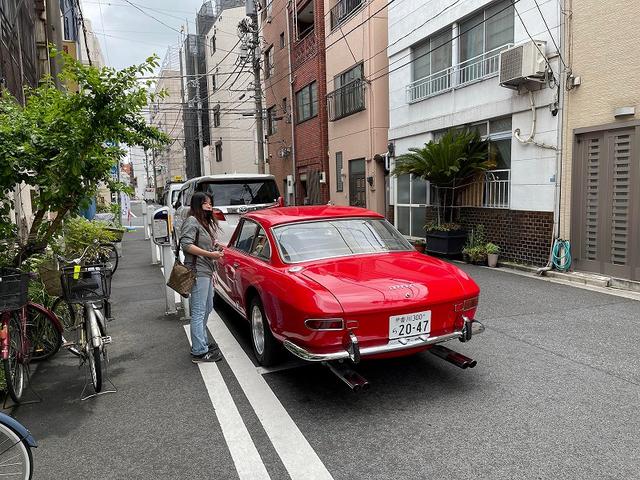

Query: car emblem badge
[
  {"left": 405, "top": 292, "right": 411, "bottom": 298},
  {"left": 238, "top": 206, "right": 248, "bottom": 214}
]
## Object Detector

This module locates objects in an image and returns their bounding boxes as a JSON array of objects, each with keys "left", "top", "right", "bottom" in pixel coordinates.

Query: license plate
[{"left": 388, "top": 311, "right": 431, "bottom": 340}]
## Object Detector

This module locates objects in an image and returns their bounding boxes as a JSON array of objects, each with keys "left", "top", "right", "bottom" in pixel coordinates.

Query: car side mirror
[
  {"left": 173, "top": 201, "right": 181, "bottom": 209},
  {"left": 277, "top": 196, "right": 284, "bottom": 207}
]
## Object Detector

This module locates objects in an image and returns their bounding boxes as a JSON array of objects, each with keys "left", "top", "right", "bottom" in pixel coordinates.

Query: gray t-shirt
[{"left": 179, "top": 216, "right": 217, "bottom": 278}]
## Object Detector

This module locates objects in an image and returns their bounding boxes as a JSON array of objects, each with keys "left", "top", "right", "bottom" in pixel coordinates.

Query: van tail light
[
  {"left": 305, "top": 318, "right": 344, "bottom": 331},
  {"left": 213, "top": 209, "right": 226, "bottom": 222}
]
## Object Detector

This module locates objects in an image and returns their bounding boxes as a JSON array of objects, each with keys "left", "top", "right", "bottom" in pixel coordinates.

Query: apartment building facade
[
  {"left": 560, "top": 0, "right": 640, "bottom": 281},
  {"left": 325, "top": 0, "right": 389, "bottom": 215},
  {"left": 388, "top": 0, "right": 563, "bottom": 265},
  {"left": 205, "top": 0, "right": 259, "bottom": 175},
  {"left": 288, "top": 0, "right": 330, "bottom": 205},
  {"left": 262, "top": 0, "right": 294, "bottom": 204},
  {"left": 150, "top": 66, "right": 187, "bottom": 192}
]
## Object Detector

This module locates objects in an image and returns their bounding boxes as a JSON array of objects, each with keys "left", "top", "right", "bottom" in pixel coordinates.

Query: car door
[{"left": 221, "top": 220, "right": 259, "bottom": 311}]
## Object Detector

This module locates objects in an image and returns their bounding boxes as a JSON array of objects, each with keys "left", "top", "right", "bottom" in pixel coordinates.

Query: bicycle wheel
[
  {"left": 98, "top": 243, "right": 118, "bottom": 275},
  {"left": 50, "top": 297, "right": 76, "bottom": 332},
  {"left": 26, "top": 305, "right": 62, "bottom": 362},
  {"left": 84, "top": 314, "right": 102, "bottom": 393},
  {"left": 3, "top": 314, "right": 26, "bottom": 404},
  {"left": 0, "top": 421, "right": 33, "bottom": 479}
]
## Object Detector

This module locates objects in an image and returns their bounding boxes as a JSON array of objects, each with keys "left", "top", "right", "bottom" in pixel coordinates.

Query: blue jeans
[{"left": 190, "top": 276, "right": 213, "bottom": 356}]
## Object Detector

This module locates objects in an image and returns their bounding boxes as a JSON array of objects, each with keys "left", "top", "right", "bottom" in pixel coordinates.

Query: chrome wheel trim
[{"left": 251, "top": 305, "right": 265, "bottom": 356}]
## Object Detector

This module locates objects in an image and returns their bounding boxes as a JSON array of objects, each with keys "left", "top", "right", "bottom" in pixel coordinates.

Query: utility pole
[
  {"left": 245, "top": 3, "right": 265, "bottom": 174},
  {"left": 194, "top": 47, "right": 206, "bottom": 177}
]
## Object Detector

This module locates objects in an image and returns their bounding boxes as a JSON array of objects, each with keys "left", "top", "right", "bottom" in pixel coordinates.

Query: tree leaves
[{"left": 0, "top": 49, "right": 169, "bottom": 260}]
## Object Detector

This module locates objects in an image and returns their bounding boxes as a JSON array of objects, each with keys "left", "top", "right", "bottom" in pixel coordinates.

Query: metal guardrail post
[
  {"left": 142, "top": 208, "right": 149, "bottom": 240},
  {"left": 161, "top": 245, "right": 177, "bottom": 315},
  {"left": 178, "top": 248, "right": 191, "bottom": 320}
]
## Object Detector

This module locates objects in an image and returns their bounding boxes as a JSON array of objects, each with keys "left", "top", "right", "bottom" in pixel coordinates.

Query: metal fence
[
  {"left": 327, "top": 79, "right": 366, "bottom": 121},
  {"left": 330, "top": 0, "right": 364, "bottom": 30}
]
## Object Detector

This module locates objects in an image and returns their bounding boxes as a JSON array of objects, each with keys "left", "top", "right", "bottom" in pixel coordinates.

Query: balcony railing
[
  {"left": 406, "top": 44, "right": 512, "bottom": 104},
  {"left": 327, "top": 79, "right": 366, "bottom": 121},
  {"left": 455, "top": 169, "right": 510, "bottom": 209},
  {"left": 330, "top": 0, "right": 364, "bottom": 30}
]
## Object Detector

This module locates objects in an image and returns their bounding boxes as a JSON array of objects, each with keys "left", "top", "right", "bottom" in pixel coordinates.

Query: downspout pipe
[{"left": 286, "top": 1, "right": 297, "bottom": 205}]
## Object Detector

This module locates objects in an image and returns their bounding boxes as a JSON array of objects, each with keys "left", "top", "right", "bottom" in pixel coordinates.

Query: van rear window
[{"left": 200, "top": 180, "right": 279, "bottom": 206}]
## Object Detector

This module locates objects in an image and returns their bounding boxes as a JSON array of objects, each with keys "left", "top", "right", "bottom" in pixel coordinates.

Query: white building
[
  {"left": 204, "top": 1, "right": 259, "bottom": 174},
  {"left": 388, "top": 0, "right": 563, "bottom": 265}
]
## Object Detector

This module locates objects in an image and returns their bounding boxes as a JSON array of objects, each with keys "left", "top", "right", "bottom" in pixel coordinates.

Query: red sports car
[{"left": 214, "top": 206, "right": 484, "bottom": 379}]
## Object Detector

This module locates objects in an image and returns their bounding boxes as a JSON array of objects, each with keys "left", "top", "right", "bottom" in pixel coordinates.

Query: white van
[
  {"left": 173, "top": 174, "right": 281, "bottom": 245},
  {"left": 162, "top": 182, "right": 184, "bottom": 216}
]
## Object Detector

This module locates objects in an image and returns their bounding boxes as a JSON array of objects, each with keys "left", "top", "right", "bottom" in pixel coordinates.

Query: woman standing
[{"left": 180, "top": 192, "right": 224, "bottom": 363}]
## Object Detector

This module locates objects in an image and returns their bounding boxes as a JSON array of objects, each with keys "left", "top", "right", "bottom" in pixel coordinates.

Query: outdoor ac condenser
[{"left": 499, "top": 40, "right": 547, "bottom": 90}]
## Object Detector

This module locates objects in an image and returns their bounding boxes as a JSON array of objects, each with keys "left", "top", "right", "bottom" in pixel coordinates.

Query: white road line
[
  {"left": 209, "top": 311, "right": 334, "bottom": 480},
  {"left": 183, "top": 325, "right": 271, "bottom": 480},
  {"left": 256, "top": 360, "right": 307, "bottom": 375}
]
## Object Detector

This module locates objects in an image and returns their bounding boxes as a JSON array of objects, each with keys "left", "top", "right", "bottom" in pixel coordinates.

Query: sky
[{"left": 82, "top": 0, "right": 208, "bottom": 70}]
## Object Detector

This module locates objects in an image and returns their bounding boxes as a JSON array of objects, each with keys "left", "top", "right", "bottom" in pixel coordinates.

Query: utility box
[{"left": 152, "top": 207, "right": 171, "bottom": 246}]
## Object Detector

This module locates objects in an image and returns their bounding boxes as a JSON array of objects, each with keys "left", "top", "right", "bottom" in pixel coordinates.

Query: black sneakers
[{"left": 192, "top": 350, "right": 223, "bottom": 363}]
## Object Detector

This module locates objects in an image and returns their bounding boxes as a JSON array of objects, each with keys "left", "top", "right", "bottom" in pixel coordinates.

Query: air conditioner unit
[{"left": 499, "top": 40, "right": 547, "bottom": 90}]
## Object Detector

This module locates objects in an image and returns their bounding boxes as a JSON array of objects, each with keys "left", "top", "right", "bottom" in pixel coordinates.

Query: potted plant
[
  {"left": 462, "top": 245, "right": 487, "bottom": 265},
  {"left": 393, "top": 129, "right": 495, "bottom": 256},
  {"left": 412, "top": 238, "right": 426, "bottom": 253},
  {"left": 486, "top": 242, "right": 500, "bottom": 267}
]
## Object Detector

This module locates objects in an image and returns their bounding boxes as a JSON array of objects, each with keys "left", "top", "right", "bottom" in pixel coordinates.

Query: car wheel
[{"left": 249, "top": 296, "right": 280, "bottom": 367}]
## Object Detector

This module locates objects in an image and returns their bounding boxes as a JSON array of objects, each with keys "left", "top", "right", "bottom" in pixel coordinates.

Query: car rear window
[
  {"left": 273, "top": 218, "right": 413, "bottom": 263},
  {"left": 199, "top": 180, "right": 279, "bottom": 206}
]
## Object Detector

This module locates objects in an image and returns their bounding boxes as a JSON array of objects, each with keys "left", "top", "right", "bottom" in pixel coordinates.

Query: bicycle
[
  {"left": 0, "top": 412, "right": 37, "bottom": 479},
  {"left": 0, "top": 268, "right": 33, "bottom": 404},
  {"left": 57, "top": 245, "right": 113, "bottom": 394}
]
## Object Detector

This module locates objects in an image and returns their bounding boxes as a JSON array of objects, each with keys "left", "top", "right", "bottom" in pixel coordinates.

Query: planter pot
[
  {"left": 487, "top": 253, "right": 499, "bottom": 267},
  {"left": 425, "top": 230, "right": 467, "bottom": 256},
  {"left": 413, "top": 243, "right": 426, "bottom": 253},
  {"left": 105, "top": 227, "right": 125, "bottom": 242}
]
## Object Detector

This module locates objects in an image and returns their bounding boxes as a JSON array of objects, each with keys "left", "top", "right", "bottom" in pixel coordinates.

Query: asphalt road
[{"left": 13, "top": 228, "right": 640, "bottom": 480}]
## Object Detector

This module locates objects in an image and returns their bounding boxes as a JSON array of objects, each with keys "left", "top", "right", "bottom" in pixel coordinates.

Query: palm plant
[{"left": 393, "top": 129, "right": 494, "bottom": 226}]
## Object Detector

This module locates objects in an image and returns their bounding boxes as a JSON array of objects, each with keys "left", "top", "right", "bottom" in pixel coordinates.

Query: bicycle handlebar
[{"left": 56, "top": 241, "right": 98, "bottom": 266}]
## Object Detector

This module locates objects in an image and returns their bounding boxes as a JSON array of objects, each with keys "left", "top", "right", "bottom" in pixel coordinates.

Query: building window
[
  {"left": 211, "top": 74, "right": 217, "bottom": 90},
  {"left": 330, "top": 0, "right": 364, "bottom": 30},
  {"left": 213, "top": 105, "right": 221, "bottom": 127},
  {"left": 280, "top": 32, "right": 285, "bottom": 48},
  {"left": 264, "top": 46, "right": 274, "bottom": 79},
  {"left": 459, "top": 0, "right": 514, "bottom": 63},
  {"left": 215, "top": 141, "right": 223, "bottom": 162},
  {"left": 396, "top": 174, "right": 429, "bottom": 238},
  {"left": 296, "top": 1, "right": 314, "bottom": 39},
  {"left": 267, "top": 106, "right": 278, "bottom": 136},
  {"left": 329, "top": 63, "right": 365, "bottom": 120},
  {"left": 336, "top": 152, "right": 343, "bottom": 192},
  {"left": 210, "top": 35, "right": 216, "bottom": 54},
  {"left": 412, "top": 28, "right": 452, "bottom": 82},
  {"left": 295, "top": 81, "right": 318, "bottom": 123}
]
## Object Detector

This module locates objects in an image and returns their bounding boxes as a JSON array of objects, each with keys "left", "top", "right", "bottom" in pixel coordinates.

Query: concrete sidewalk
[{"left": 14, "top": 230, "right": 238, "bottom": 480}]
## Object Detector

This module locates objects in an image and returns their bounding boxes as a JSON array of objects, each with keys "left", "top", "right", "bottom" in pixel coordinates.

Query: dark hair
[{"left": 188, "top": 191, "right": 218, "bottom": 236}]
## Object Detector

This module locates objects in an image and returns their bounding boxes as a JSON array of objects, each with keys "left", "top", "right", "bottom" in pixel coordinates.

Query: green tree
[
  {"left": 0, "top": 50, "right": 168, "bottom": 264},
  {"left": 392, "top": 129, "right": 494, "bottom": 226}
]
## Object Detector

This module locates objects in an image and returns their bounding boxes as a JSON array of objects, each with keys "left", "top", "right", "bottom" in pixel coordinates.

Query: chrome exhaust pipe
[
  {"left": 324, "top": 361, "right": 370, "bottom": 391},
  {"left": 429, "top": 345, "right": 477, "bottom": 369}
]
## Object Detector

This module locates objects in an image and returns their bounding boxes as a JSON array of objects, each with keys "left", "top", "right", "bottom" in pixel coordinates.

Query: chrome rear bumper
[{"left": 283, "top": 317, "right": 485, "bottom": 363}]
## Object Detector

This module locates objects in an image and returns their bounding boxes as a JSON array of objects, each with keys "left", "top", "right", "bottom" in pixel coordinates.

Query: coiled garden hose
[{"left": 552, "top": 239, "right": 571, "bottom": 272}]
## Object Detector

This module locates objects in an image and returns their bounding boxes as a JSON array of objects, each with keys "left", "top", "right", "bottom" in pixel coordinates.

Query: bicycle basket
[
  {"left": 60, "top": 264, "right": 112, "bottom": 304},
  {"left": 0, "top": 268, "right": 30, "bottom": 313}
]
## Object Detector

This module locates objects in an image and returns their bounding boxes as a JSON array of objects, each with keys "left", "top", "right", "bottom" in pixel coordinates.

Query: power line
[
  {"left": 533, "top": 0, "right": 566, "bottom": 68},
  {"left": 96, "top": 0, "right": 112, "bottom": 65},
  {"left": 121, "top": 0, "right": 182, "bottom": 35}
]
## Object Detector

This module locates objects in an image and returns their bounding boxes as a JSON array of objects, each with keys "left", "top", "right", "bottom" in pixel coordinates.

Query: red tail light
[
  {"left": 213, "top": 209, "right": 226, "bottom": 222},
  {"left": 454, "top": 296, "right": 479, "bottom": 312},
  {"left": 305, "top": 318, "right": 344, "bottom": 331}
]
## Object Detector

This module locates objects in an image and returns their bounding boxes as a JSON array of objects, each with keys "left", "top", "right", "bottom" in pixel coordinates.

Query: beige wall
[
  {"left": 560, "top": 0, "right": 640, "bottom": 239},
  {"left": 325, "top": 0, "right": 389, "bottom": 214}
]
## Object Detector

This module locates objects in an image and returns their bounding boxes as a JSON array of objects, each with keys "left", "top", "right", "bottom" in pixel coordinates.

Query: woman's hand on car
[{"left": 209, "top": 250, "right": 224, "bottom": 260}]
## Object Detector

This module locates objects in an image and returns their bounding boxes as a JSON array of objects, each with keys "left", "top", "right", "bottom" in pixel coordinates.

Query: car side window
[
  {"left": 235, "top": 220, "right": 258, "bottom": 253},
  {"left": 250, "top": 227, "right": 271, "bottom": 261}
]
